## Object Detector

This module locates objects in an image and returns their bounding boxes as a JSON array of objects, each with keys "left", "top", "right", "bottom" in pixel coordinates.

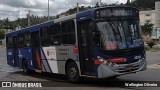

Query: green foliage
[
  {"left": 0, "top": 30, "right": 5, "bottom": 39},
  {"left": 145, "top": 47, "right": 160, "bottom": 51},
  {"left": 147, "top": 41, "right": 155, "bottom": 48},
  {"left": 127, "top": 0, "right": 130, "bottom": 4},
  {"left": 141, "top": 23, "right": 154, "bottom": 35},
  {"left": 127, "top": 0, "right": 160, "bottom": 9}
]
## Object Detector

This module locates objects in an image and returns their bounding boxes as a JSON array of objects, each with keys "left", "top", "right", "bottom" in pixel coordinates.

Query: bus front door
[
  {"left": 78, "top": 21, "right": 94, "bottom": 75},
  {"left": 31, "top": 31, "right": 41, "bottom": 70}
]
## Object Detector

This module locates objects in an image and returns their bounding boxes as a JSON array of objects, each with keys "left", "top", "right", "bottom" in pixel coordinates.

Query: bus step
[{"left": 35, "top": 70, "right": 42, "bottom": 73}]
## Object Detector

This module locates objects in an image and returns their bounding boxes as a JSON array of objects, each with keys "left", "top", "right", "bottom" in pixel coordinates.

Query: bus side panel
[
  {"left": 18, "top": 48, "right": 34, "bottom": 70},
  {"left": 7, "top": 49, "right": 14, "bottom": 66},
  {"left": 41, "top": 46, "right": 80, "bottom": 74},
  {"left": 56, "top": 46, "right": 79, "bottom": 74}
]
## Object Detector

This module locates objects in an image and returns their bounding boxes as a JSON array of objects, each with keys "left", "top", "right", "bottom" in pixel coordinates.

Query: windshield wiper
[
  {"left": 109, "top": 23, "right": 119, "bottom": 34},
  {"left": 108, "top": 22, "right": 122, "bottom": 42}
]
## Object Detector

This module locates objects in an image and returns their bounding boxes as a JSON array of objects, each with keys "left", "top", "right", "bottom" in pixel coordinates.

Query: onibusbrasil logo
[{"left": 2, "top": 82, "right": 42, "bottom": 88}]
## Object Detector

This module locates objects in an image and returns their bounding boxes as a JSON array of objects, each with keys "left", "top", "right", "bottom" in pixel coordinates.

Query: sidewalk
[
  {"left": 153, "top": 44, "right": 160, "bottom": 48},
  {"left": 0, "top": 45, "right": 5, "bottom": 48}
]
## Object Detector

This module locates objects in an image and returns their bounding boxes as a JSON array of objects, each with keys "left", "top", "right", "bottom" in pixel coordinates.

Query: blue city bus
[{"left": 6, "top": 6, "right": 146, "bottom": 82}]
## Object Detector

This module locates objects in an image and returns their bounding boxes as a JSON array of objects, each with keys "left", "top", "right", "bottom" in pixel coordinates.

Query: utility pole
[
  {"left": 27, "top": 10, "right": 31, "bottom": 26},
  {"left": 48, "top": 0, "right": 50, "bottom": 21},
  {"left": 77, "top": 3, "right": 79, "bottom": 13},
  {"left": 100, "top": 0, "right": 101, "bottom": 7}
]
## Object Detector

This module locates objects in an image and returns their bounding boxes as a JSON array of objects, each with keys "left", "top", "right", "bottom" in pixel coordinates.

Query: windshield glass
[{"left": 95, "top": 20, "right": 143, "bottom": 50}]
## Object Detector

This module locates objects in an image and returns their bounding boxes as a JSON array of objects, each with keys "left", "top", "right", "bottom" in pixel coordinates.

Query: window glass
[
  {"left": 18, "top": 34, "right": 24, "bottom": 48},
  {"left": 6, "top": 36, "right": 13, "bottom": 49},
  {"left": 50, "top": 24, "right": 61, "bottom": 35},
  {"left": 41, "top": 37, "right": 51, "bottom": 47},
  {"left": 50, "top": 35, "right": 61, "bottom": 45},
  {"left": 24, "top": 32, "right": 30, "bottom": 47},
  {"left": 62, "top": 33, "right": 75, "bottom": 44},
  {"left": 41, "top": 20, "right": 75, "bottom": 46},
  {"left": 62, "top": 20, "right": 75, "bottom": 33},
  {"left": 40, "top": 27, "right": 49, "bottom": 37},
  {"left": 61, "top": 20, "right": 75, "bottom": 45}
]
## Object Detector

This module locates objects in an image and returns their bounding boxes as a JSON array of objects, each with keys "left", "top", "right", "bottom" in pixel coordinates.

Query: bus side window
[
  {"left": 24, "top": 32, "right": 30, "bottom": 47},
  {"left": 50, "top": 23, "right": 61, "bottom": 46},
  {"left": 51, "top": 23, "right": 61, "bottom": 35},
  {"left": 61, "top": 20, "right": 75, "bottom": 45},
  {"left": 40, "top": 26, "right": 50, "bottom": 37},
  {"left": 40, "top": 27, "right": 51, "bottom": 47},
  {"left": 6, "top": 36, "right": 13, "bottom": 49},
  {"left": 50, "top": 35, "right": 61, "bottom": 45},
  {"left": 18, "top": 34, "right": 24, "bottom": 48}
]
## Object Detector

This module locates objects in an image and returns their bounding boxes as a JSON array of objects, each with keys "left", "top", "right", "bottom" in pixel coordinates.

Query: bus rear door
[
  {"left": 31, "top": 31, "right": 42, "bottom": 70},
  {"left": 12, "top": 36, "right": 19, "bottom": 66}
]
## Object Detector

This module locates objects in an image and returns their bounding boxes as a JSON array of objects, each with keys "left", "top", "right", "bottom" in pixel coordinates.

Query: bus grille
[{"left": 114, "top": 64, "right": 139, "bottom": 73}]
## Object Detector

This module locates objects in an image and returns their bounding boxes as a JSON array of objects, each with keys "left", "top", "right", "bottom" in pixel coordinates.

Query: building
[
  {"left": 139, "top": 10, "right": 156, "bottom": 26},
  {"left": 139, "top": 1, "right": 160, "bottom": 40}
]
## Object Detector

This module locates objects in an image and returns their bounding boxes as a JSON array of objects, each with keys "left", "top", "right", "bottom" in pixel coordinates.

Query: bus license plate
[{"left": 125, "top": 65, "right": 133, "bottom": 71}]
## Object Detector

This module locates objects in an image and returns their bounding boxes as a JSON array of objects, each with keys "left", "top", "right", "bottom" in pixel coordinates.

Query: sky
[{"left": 0, "top": 0, "right": 127, "bottom": 20}]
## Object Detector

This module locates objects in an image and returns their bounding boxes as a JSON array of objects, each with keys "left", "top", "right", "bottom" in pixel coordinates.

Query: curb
[
  {"left": 148, "top": 50, "right": 160, "bottom": 52},
  {"left": 0, "top": 45, "right": 5, "bottom": 48}
]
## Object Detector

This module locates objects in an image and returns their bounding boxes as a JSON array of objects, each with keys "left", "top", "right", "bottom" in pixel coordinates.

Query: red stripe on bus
[
  {"left": 94, "top": 60, "right": 102, "bottom": 64},
  {"left": 36, "top": 50, "right": 41, "bottom": 69},
  {"left": 107, "top": 58, "right": 125, "bottom": 63},
  {"left": 73, "top": 45, "right": 78, "bottom": 54}
]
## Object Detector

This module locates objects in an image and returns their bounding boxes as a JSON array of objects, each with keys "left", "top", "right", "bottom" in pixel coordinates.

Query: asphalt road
[{"left": 0, "top": 48, "right": 160, "bottom": 90}]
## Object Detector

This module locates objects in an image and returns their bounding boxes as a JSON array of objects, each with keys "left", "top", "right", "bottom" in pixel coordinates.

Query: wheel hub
[{"left": 69, "top": 67, "right": 77, "bottom": 78}]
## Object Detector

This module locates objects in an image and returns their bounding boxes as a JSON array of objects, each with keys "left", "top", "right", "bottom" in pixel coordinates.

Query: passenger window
[
  {"left": 50, "top": 35, "right": 61, "bottom": 45},
  {"left": 61, "top": 20, "right": 75, "bottom": 45},
  {"left": 6, "top": 36, "right": 13, "bottom": 49},
  {"left": 18, "top": 34, "right": 24, "bottom": 48},
  {"left": 50, "top": 24, "right": 61, "bottom": 35},
  {"left": 62, "top": 20, "right": 75, "bottom": 33},
  {"left": 40, "top": 27, "right": 49, "bottom": 37},
  {"left": 62, "top": 33, "right": 75, "bottom": 44},
  {"left": 24, "top": 32, "right": 30, "bottom": 47}
]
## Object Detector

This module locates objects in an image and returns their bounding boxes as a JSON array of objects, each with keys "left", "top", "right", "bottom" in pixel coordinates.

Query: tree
[
  {"left": 0, "top": 30, "right": 5, "bottom": 39},
  {"left": 95, "top": 2, "right": 99, "bottom": 8},
  {"left": 3, "top": 18, "right": 14, "bottom": 30},
  {"left": 141, "top": 22, "right": 154, "bottom": 36},
  {"left": 126, "top": 0, "right": 160, "bottom": 9},
  {"left": 127, "top": 0, "right": 130, "bottom": 4}
]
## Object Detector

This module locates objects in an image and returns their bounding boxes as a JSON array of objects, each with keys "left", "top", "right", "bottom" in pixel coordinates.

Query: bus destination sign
[{"left": 96, "top": 8, "right": 138, "bottom": 18}]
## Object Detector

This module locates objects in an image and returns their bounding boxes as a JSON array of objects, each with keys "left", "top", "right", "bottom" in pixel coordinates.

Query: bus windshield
[{"left": 95, "top": 20, "right": 143, "bottom": 50}]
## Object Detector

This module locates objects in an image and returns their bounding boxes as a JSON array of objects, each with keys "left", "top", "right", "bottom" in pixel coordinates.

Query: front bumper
[{"left": 97, "top": 59, "right": 147, "bottom": 78}]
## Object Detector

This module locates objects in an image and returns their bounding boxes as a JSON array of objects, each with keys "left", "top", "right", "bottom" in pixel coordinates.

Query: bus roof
[
  {"left": 6, "top": 20, "right": 54, "bottom": 36},
  {"left": 6, "top": 6, "right": 138, "bottom": 36}
]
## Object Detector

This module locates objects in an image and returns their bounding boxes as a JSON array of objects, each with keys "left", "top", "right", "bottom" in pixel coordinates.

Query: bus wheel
[
  {"left": 22, "top": 60, "right": 29, "bottom": 74},
  {"left": 66, "top": 62, "right": 80, "bottom": 83}
]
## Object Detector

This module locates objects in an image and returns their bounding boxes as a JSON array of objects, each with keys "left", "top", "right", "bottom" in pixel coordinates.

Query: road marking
[{"left": 147, "top": 64, "right": 160, "bottom": 69}]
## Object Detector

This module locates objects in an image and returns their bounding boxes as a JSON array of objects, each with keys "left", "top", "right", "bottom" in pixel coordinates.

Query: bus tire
[
  {"left": 22, "top": 60, "right": 30, "bottom": 74},
  {"left": 107, "top": 76, "right": 118, "bottom": 79},
  {"left": 66, "top": 62, "right": 80, "bottom": 83}
]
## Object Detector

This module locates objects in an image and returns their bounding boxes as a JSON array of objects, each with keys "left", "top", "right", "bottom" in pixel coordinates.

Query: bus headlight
[
  {"left": 97, "top": 56, "right": 125, "bottom": 67},
  {"left": 138, "top": 58, "right": 145, "bottom": 63},
  {"left": 97, "top": 56, "right": 113, "bottom": 67},
  {"left": 97, "top": 56, "right": 104, "bottom": 62}
]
